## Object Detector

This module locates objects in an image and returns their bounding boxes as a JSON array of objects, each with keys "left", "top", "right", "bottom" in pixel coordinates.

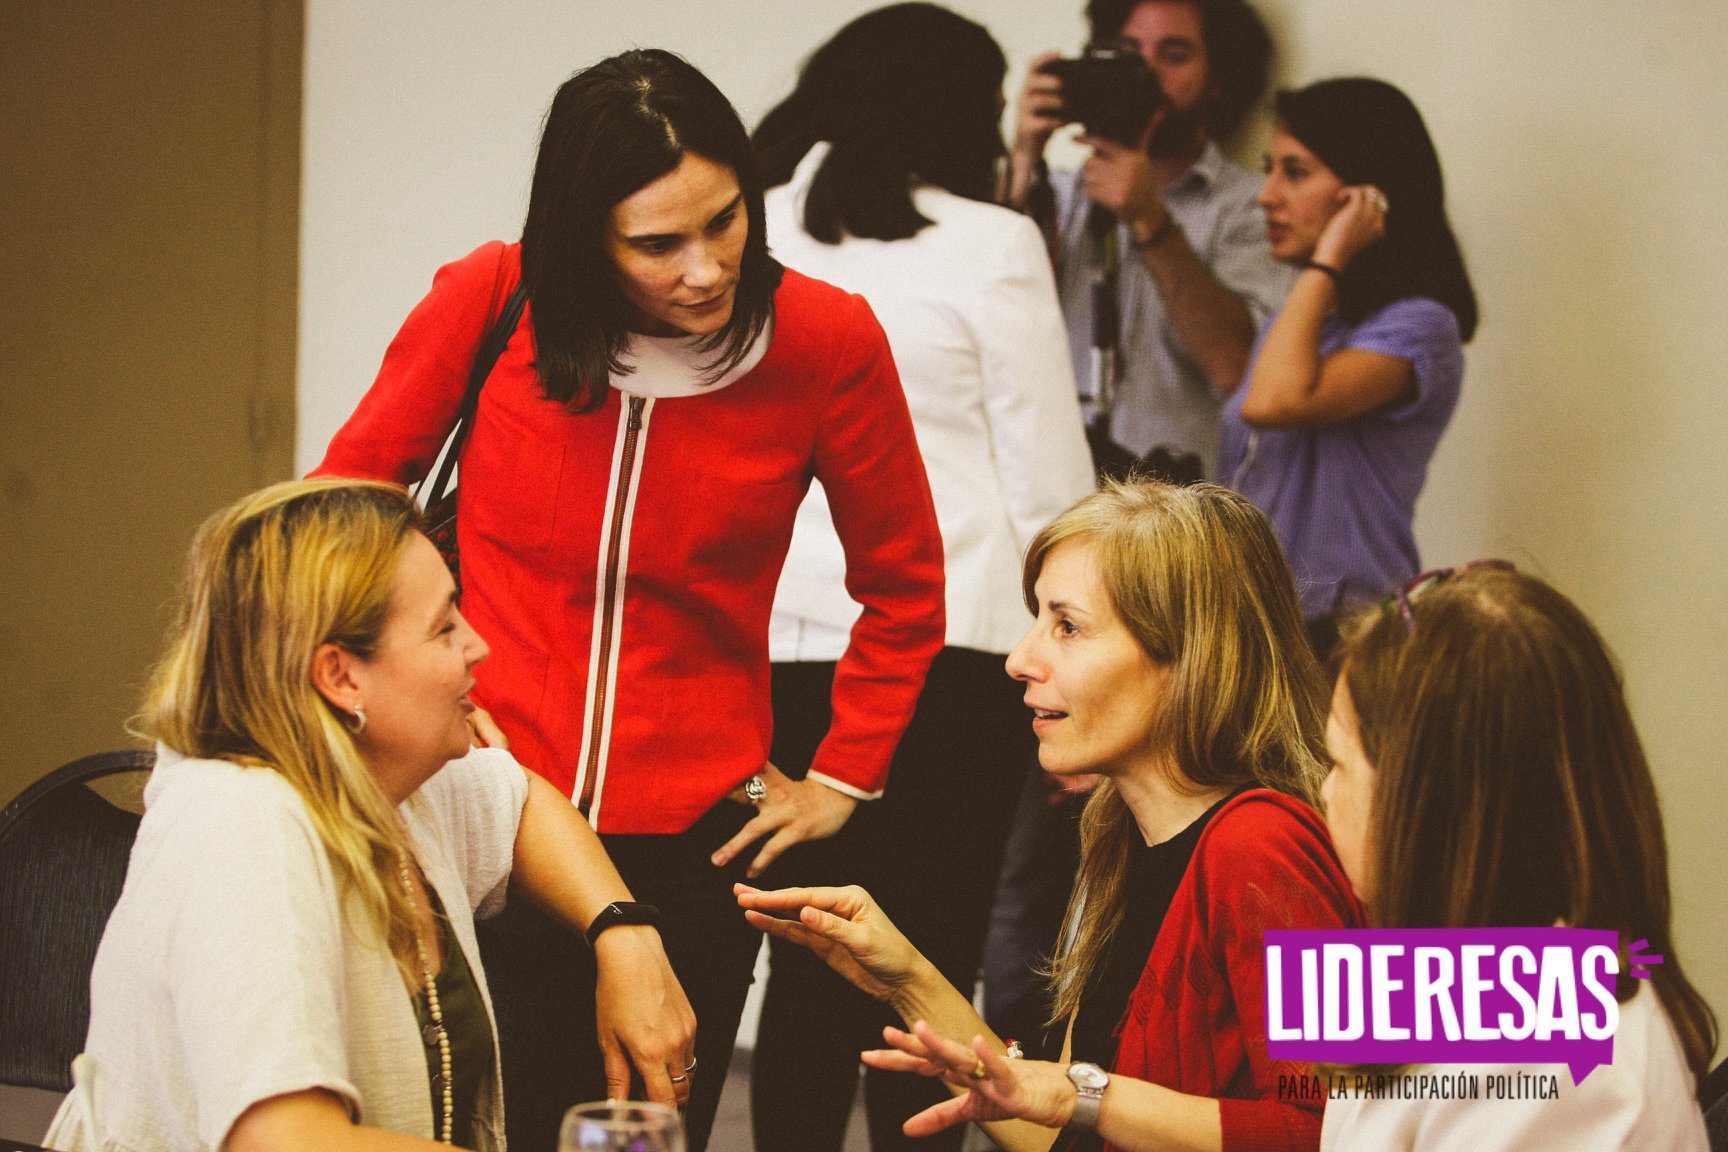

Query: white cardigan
[
  {"left": 766, "top": 143, "right": 1096, "bottom": 660},
  {"left": 46, "top": 746, "right": 528, "bottom": 1152},
  {"left": 1319, "top": 982, "right": 1708, "bottom": 1150}
]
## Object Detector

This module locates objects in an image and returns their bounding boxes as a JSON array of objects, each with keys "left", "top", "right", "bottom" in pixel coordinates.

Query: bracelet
[
  {"left": 1132, "top": 214, "right": 1179, "bottom": 251},
  {"left": 584, "top": 900, "right": 660, "bottom": 947},
  {"left": 1302, "top": 259, "right": 1342, "bottom": 280}
]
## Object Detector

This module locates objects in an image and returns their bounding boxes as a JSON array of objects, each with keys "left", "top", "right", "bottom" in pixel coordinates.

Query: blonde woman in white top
[
  {"left": 749, "top": 7, "right": 1095, "bottom": 1152},
  {"left": 46, "top": 480, "right": 693, "bottom": 1152}
]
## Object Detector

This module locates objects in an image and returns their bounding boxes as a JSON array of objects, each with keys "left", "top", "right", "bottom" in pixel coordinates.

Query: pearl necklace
[{"left": 398, "top": 851, "right": 454, "bottom": 1144}]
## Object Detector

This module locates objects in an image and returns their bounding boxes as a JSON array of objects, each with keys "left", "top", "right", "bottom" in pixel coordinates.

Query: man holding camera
[
  {"left": 1008, "top": 0, "right": 1289, "bottom": 480},
  {"left": 980, "top": 0, "right": 1291, "bottom": 1056}
]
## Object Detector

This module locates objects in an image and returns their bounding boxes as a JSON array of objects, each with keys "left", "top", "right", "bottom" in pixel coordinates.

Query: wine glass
[{"left": 558, "top": 1100, "right": 684, "bottom": 1152}]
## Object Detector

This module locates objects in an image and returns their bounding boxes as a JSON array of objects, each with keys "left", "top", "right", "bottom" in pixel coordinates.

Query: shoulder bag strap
[{"left": 417, "top": 281, "right": 530, "bottom": 506}]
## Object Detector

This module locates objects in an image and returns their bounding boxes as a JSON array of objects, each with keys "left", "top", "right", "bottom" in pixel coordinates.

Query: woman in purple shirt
[{"left": 1219, "top": 78, "right": 1476, "bottom": 655}]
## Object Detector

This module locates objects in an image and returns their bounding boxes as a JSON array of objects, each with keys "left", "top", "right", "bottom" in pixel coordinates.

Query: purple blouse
[{"left": 1219, "top": 297, "right": 1464, "bottom": 617}]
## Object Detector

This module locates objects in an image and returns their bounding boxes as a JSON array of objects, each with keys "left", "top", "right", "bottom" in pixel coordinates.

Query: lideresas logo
[{"left": 1263, "top": 927, "right": 1658, "bottom": 1084}]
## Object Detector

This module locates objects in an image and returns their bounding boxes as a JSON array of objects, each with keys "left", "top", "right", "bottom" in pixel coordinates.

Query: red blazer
[
  {"left": 316, "top": 242, "right": 945, "bottom": 832},
  {"left": 1106, "top": 790, "right": 1365, "bottom": 1152}
]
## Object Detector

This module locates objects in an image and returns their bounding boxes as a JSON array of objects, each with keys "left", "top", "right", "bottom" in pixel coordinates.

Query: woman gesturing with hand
[
  {"left": 741, "top": 482, "right": 1364, "bottom": 1152},
  {"left": 870, "top": 1024, "right": 1076, "bottom": 1136},
  {"left": 736, "top": 882, "right": 1062, "bottom": 1151},
  {"left": 736, "top": 883, "right": 925, "bottom": 1006}
]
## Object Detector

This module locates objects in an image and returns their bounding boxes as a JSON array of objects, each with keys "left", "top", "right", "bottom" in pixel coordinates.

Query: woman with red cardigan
[{"left": 739, "top": 481, "right": 1362, "bottom": 1152}]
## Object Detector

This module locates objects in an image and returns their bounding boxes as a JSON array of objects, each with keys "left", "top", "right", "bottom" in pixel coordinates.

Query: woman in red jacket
[
  {"left": 738, "top": 481, "right": 1362, "bottom": 1152},
  {"left": 315, "top": 48, "right": 945, "bottom": 1152}
]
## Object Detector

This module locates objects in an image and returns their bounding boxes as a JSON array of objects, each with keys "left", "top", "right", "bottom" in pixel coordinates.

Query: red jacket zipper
[{"left": 579, "top": 394, "right": 645, "bottom": 813}]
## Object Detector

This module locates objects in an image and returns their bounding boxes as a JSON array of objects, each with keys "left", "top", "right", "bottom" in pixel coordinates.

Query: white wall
[
  {"left": 1273, "top": 0, "right": 1728, "bottom": 1026},
  {"left": 300, "top": 1, "right": 1728, "bottom": 1032},
  {"left": 296, "top": 1, "right": 1089, "bottom": 466}
]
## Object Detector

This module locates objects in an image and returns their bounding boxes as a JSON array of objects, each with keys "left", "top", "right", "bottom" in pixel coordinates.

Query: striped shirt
[{"left": 1051, "top": 142, "right": 1293, "bottom": 478}]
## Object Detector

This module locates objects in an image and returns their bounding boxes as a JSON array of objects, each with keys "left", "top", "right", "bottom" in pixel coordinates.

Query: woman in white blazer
[{"left": 748, "top": 7, "right": 1096, "bottom": 1152}]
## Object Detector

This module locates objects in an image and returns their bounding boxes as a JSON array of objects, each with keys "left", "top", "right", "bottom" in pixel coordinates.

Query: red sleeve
[
  {"left": 1199, "top": 797, "right": 1366, "bottom": 1152},
  {"left": 804, "top": 292, "right": 946, "bottom": 797},
  {"left": 311, "top": 241, "right": 514, "bottom": 484}
]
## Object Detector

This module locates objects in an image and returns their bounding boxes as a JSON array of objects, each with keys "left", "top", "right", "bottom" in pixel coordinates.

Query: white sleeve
[
  {"left": 1325, "top": 1058, "right": 1684, "bottom": 1152},
  {"left": 412, "top": 746, "right": 531, "bottom": 920},
  {"left": 973, "top": 214, "right": 1097, "bottom": 548},
  {"left": 158, "top": 778, "right": 361, "bottom": 1149},
  {"left": 1411, "top": 1065, "right": 1651, "bottom": 1149}
]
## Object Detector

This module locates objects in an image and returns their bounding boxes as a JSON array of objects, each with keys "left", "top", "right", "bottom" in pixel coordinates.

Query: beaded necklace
[{"left": 398, "top": 851, "right": 454, "bottom": 1144}]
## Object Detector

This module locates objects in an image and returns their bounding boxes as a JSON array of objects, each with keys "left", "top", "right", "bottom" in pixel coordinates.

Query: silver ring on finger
[
  {"left": 743, "top": 774, "right": 767, "bottom": 806},
  {"left": 671, "top": 1073, "right": 689, "bottom": 1084}
]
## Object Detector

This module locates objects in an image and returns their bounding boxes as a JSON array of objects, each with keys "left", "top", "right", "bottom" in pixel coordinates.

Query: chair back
[
  {"left": 0, "top": 750, "right": 152, "bottom": 1092},
  {"left": 1707, "top": 1057, "right": 1728, "bottom": 1152}
]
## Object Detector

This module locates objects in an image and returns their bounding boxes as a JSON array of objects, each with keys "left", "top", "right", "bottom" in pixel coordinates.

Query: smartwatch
[
  {"left": 584, "top": 901, "right": 660, "bottom": 947},
  {"left": 1067, "top": 1061, "right": 1110, "bottom": 1131}
]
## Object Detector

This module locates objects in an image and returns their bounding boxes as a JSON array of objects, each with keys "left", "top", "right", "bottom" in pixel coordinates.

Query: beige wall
[
  {"left": 1263, "top": 0, "right": 1728, "bottom": 1027},
  {"left": 293, "top": 0, "right": 1094, "bottom": 466},
  {"left": 0, "top": 1, "right": 302, "bottom": 806}
]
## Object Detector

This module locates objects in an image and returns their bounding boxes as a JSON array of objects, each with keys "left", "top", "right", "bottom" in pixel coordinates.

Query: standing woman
[
  {"left": 1321, "top": 564, "right": 1716, "bottom": 1148},
  {"left": 1219, "top": 77, "right": 1477, "bottom": 655},
  {"left": 315, "top": 50, "right": 945, "bottom": 1152},
  {"left": 751, "top": 7, "right": 1096, "bottom": 1151}
]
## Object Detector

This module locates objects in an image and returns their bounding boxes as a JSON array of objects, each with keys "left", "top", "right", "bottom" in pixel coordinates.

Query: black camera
[{"left": 1039, "top": 40, "right": 1165, "bottom": 147}]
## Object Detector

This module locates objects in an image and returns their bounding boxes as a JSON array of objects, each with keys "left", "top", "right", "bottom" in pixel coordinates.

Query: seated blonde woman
[
  {"left": 46, "top": 479, "right": 693, "bottom": 1152},
  {"left": 738, "top": 481, "right": 1364, "bottom": 1152},
  {"left": 1319, "top": 563, "right": 1715, "bottom": 1148}
]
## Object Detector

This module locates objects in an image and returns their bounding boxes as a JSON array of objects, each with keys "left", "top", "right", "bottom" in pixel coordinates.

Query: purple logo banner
[{"left": 1264, "top": 927, "right": 1623, "bottom": 1084}]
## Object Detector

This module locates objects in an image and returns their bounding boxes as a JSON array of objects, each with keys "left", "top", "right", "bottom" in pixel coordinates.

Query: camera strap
[{"left": 1083, "top": 207, "right": 1123, "bottom": 431}]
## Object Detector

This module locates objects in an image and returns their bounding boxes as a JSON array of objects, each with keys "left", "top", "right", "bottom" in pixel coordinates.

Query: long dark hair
[
  {"left": 1336, "top": 567, "right": 1716, "bottom": 1088},
  {"left": 754, "top": 3, "right": 1006, "bottom": 242},
  {"left": 1085, "top": 0, "right": 1272, "bottom": 141},
  {"left": 520, "top": 49, "right": 779, "bottom": 411},
  {"left": 1276, "top": 77, "right": 1478, "bottom": 340}
]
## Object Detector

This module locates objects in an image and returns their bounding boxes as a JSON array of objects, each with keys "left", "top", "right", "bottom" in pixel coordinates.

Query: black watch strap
[{"left": 584, "top": 901, "right": 660, "bottom": 947}]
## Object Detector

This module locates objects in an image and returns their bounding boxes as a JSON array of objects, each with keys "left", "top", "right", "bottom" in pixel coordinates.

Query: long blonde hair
[
  {"left": 139, "top": 479, "right": 427, "bottom": 981},
  {"left": 1033, "top": 482, "right": 1329, "bottom": 1022}
]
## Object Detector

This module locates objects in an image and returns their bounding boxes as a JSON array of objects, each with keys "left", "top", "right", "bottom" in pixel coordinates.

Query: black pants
[
  {"left": 751, "top": 648, "right": 1032, "bottom": 1152},
  {"left": 477, "top": 801, "right": 762, "bottom": 1152}
]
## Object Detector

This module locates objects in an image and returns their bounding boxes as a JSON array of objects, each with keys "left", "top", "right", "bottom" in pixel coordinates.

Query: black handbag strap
[{"left": 418, "top": 281, "right": 530, "bottom": 508}]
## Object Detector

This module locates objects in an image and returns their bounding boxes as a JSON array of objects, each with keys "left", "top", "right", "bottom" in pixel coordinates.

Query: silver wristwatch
[{"left": 1067, "top": 1061, "right": 1109, "bottom": 1131}]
